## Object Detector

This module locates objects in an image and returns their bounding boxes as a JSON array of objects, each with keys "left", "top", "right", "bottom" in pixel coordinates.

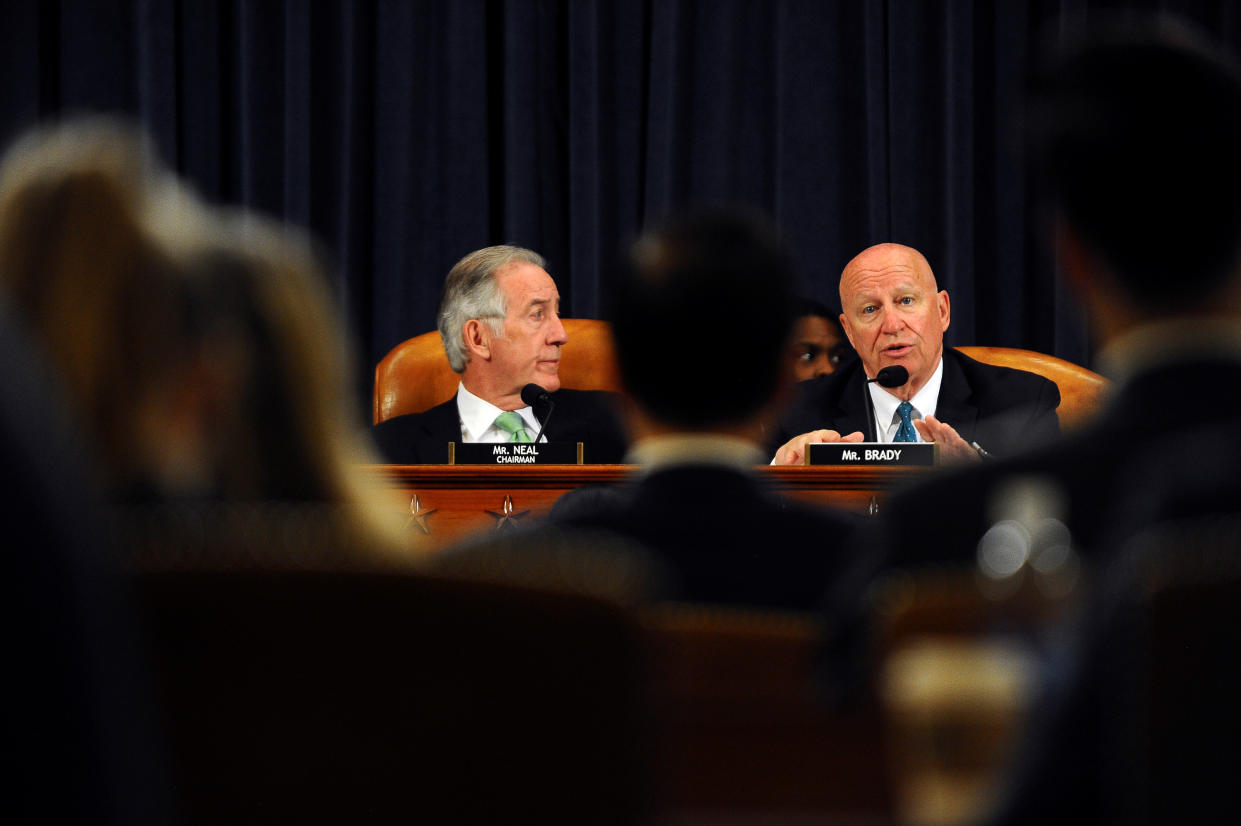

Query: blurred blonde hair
[
  {"left": 0, "top": 117, "right": 191, "bottom": 495},
  {"left": 173, "top": 212, "right": 413, "bottom": 555},
  {"left": 0, "top": 117, "right": 413, "bottom": 558}
]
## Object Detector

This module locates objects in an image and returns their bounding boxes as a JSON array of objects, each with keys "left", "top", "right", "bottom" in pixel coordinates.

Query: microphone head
[
  {"left": 520, "top": 383, "right": 551, "bottom": 407},
  {"left": 874, "top": 365, "right": 910, "bottom": 388}
]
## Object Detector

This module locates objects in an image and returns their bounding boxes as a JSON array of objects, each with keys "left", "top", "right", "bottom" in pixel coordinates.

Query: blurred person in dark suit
[
  {"left": 807, "top": 18, "right": 1241, "bottom": 825},
  {"left": 0, "top": 123, "right": 173, "bottom": 824},
  {"left": 372, "top": 245, "right": 628, "bottom": 464},
  {"left": 788, "top": 297, "right": 856, "bottom": 382},
  {"left": 549, "top": 208, "right": 861, "bottom": 610},
  {"left": 771, "top": 243, "right": 1061, "bottom": 465},
  {"left": 1, "top": 295, "right": 171, "bottom": 825},
  {"left": 978, "top": 20, "right": 1241, "bottom": 825},
  {"left": 861, "top": 16, "right": 1241, "bottom": 575}
]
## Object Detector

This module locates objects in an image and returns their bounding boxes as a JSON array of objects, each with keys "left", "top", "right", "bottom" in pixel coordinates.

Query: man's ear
[
  {"left": 839, "top": 313, "right": 858, "bottom": 352},
  {"left": 462, "top": 319, "right": 491, "bottom": 361},
  {"left": 1057, "top": 217, "right": 1097, "bottom": 300},
  {"left": 1057, "top": 217, "right": 1132, "bottom": 314},
  {"left": 1056, "top": 216, "right": 1144, "bottom": 339},
  {"left": 1057, "top": 217, "right": 1120, "bottom": 312}
]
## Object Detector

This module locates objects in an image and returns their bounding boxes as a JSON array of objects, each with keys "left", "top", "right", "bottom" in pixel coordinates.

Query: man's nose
[
  {"left": 879, "top": 306, "right": 904, "bottom": 334},
  {"left": 549, "top": 314, "right": 568, "bottom": 345}
]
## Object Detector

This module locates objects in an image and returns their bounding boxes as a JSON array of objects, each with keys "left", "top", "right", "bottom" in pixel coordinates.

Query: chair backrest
[
  {"left": 641, "top": 604, "right": 890, "bottom": 819},
  {"left": 372, "top": 323, "right": 1107, "bottom": 429},
  {"left": 867, "top": 569, "right": 1056, "bottom": 826},
  {"left": 957, "top": 345, "right": 1108, "bottom": 429},
  {"left": 373, "top": 318, "right": 622, "bottom": 423},
  {"left": 135, "top": 563, "right": 648, "bottom": 824},
  {"left": 1101, "top": 519, "right": 1241, "bottom": 822}
]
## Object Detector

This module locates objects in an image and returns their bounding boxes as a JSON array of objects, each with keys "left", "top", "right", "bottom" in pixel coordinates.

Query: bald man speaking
[{"left": 771, "top": 243, "right": 1061, "bottom": 465}]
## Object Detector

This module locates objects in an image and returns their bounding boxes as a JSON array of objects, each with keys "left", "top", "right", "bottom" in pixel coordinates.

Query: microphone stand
[
  {"left": 520, "top": 383, "right": 555, "bottom": 444},
  {"left": 531, "top": 401, "right": 555, "bottom": 445}
]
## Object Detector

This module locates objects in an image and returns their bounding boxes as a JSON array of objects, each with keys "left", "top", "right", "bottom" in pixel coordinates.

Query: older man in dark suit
[
  {"left": 372, "top": 245, "right": 628, "bottom": 463},
  {"left": 771, "top": 242, "right": 1061, "bottom": 465}
]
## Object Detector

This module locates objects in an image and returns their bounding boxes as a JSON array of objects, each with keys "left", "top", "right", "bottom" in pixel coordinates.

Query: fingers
[
  {"left": 916, "top": 415, "right": 979, "bottom": 462},
  {"left": 772, "top": 429, "right": 848, "bottom": 465},
  {"left": 915, "top": 414, "right": 955, "bottom": 441}
]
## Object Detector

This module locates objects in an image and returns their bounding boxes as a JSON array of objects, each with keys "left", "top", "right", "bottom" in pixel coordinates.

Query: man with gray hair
[{"left": 372, "top": 245, "right": 628, "bottom": 463}]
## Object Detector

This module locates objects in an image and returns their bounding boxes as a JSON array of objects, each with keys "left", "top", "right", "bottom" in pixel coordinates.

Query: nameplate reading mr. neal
[{"left": 448, "top": 442, "right": 583, "bottom": 465}]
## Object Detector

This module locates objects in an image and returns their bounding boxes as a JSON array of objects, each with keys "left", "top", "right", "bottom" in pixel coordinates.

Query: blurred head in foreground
[
  {"left": 1028, "top": 16, "right": 1241, "bottom": 335},
  {"left": 171, "top": 213, "right": 408, "bottom": 549},
  {"left": 0, "top": 118, "right": 193, "bottom": 498},
  {"left": 611, "top": 207, "right": 799, "bottom": 440},
  {"left": 0, "top": 117, "right": 408, "bottom": 554}
]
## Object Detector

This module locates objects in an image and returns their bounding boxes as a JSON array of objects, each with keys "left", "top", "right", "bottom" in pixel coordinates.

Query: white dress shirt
[
  {"left": 455, "top": 383, "right": 545, "bottom": 443},
  {"left": 867, "top": 357, "right": 944, "bottom": 442},
  {"left": 1096, "top": 317, "right": 1241, "bottom": 385}
]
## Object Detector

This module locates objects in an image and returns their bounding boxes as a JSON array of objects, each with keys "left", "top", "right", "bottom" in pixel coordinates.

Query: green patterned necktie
[
  {"left": 894, "top": 401, "right": 918, "bottom": 443},
  {"left": 493, "top": 410, "right": 534, "bottom": 443}
]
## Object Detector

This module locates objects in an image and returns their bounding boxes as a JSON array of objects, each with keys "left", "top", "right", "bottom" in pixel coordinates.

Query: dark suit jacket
[
  {"left": 550, "top": 463, "right": 863, "bottom": 611},
  {"left": 987, "top": 525, "right": 1241, "bottom": 826},
  {"left": 870, "top": 356, "right": 1241, "bottom": 571},
  {"left": 814, "top": 356, "right": 1241, "bottom": 825},
  {"left": 1, "top": 305, "right": 170, "bottom": 823},
  {"left": 981, "top": 375, "right": 1241, "bottom": 826},
  {"left": 371, "top": 388, "right": 629, "bottom": 464},
  {"left": 771, "top": 347, "right": 1062, "bottom": 458}
]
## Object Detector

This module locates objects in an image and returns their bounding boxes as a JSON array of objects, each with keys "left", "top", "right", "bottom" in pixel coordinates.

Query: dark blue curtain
[{"left": 4, "top": 0, "right": 1240, "bottom": 411}]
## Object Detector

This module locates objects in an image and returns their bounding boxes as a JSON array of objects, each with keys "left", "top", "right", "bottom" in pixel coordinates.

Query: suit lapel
[
  {"left": 835, "top": 365, "right": 873, "bottom": 438},
  {"left": 931, "top": 350, "right": 979, "bottom": 444},
  {"left": 419, "top": 399, "right": 464, "bottom": 444}
]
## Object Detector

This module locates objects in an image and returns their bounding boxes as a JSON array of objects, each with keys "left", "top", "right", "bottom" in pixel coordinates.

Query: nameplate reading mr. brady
[{"left": 807, "top": 442, "right": 937, "bottom": 466}]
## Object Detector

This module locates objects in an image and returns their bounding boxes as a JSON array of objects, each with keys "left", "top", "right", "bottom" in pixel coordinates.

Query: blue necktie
[{"left": 894, "top": 401, "right": 918, "bottom": 442}]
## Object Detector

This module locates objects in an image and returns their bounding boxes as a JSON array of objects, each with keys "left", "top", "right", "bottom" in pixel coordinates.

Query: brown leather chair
[
  {"left": 135, "top": 561, "right": 649, "bottom": 824},
  {"left": 373, "top": 318, "right": 622, "bottom": 424},
  {"left": 373, "top": 321, "right": 1107, "bottom": 429},
  {"left": 641, "top": 604, "right": 891, "bottom": 820},
  {"left": 957, "top": 345, "right": 1108, "bottom": 429},
  {"left": 867, "top": 568, "right": 1056, "bottom": 825}
]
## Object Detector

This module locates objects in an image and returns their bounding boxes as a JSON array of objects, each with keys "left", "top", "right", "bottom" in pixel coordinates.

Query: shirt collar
[
  {"left": 625, "top": 433, "right": 765, "bottom": 471},
  {"left": 867, "top": 356, "right": 944, "bottom": 441},
  {"left": 1096, "top": 318, "right": 1241, "bottom": 385},
  {"left": 456, "top": 383, "right": 540, "bottom": 442}
]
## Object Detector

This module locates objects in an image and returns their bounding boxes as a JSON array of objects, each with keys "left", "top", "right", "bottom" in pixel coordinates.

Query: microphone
[
  {"left": 520, "top": 383, "right": 555, "bottom": 445},
  {"left": 862, "top": 365, "right": 909, "bottom": 441},
  {"left": 867, "top": 365, "right": 909, "bottom": 388}
]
